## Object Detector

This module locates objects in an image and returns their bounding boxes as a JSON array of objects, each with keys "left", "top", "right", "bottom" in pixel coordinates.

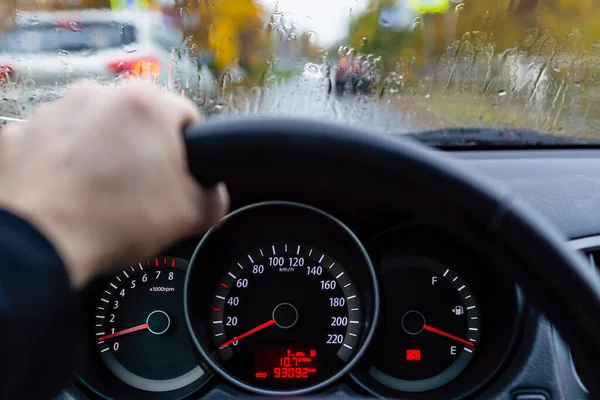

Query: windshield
[{"left": 0, "top": 0, "right": 598, "bottom": 144}]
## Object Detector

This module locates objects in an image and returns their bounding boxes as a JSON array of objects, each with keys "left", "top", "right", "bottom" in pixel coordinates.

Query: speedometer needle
[
  {"left": 219, "top": 318, "right": 276, "bottom": 349},
  {"left": 97, "top": 323, "right": 149, "bottom": 341},
  {"left": 422, "top": 324, "right": 474, "bottom": 347}
]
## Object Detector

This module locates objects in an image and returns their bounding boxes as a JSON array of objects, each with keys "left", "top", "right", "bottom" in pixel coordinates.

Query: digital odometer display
[
  {"left": 185, "top": 202, "right": 379, "bottom": 395},
  {"left": 254, "top": 347, "right": 319, "bottom": 380},
  {"left": 209, "top": 243, "right": 362, "bottom": 390}
]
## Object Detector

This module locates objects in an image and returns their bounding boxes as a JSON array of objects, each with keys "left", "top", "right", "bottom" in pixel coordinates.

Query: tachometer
[
  {"left": 94, "top": 257, "right": 205, "bottom": 393},
  {"left": 185, "top": 202, "right": 379, "bottom": 395}
]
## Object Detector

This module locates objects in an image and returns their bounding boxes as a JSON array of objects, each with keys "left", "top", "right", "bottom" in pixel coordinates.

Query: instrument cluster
[{"left": 77, "top": 202, "right": 522, "bottom": 399}]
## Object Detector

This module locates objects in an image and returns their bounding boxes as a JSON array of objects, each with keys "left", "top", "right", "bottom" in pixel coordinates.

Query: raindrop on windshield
[
  {"left": 304, "top": 63, "right": 320, "bottom": 73},
  {"left": 68, "top": 21, "right": 81, "bottom": 32},
  {"left": 412, "top": 17, "right": 422, "bottom": 30},
  {"left": 379, "top": 18, "right": 391, "bottom": 28}
]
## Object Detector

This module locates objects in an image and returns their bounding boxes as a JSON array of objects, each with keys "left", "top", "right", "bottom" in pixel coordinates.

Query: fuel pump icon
[{"left": 452, "top": 306, "right": 464, "bottom": 316}]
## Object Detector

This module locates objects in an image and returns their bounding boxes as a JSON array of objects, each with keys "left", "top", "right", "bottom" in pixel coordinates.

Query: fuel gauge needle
[
  {"left": 422, "top": 324, "right": 474, "bottom": 347},
  {"left": 98, "top": 323, "right": 149, "bottom": 341}
]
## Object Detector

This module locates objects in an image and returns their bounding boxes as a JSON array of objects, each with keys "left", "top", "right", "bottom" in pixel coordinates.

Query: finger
[
  {"left": 150, "top": 90, "right": 203, "bottom": 168},
  {"left": 0, "top": 122, "right": 20, "bottom": 139},
  {"left": 161, "top": 90, "right": 203, "bottom": 130},
  {"left": 201, "top": 182, "right": 230, "bottom": 227},
  {"left": 116, "top": 80, "right": 203, "bottom": 129},
  {"left": 66, "top": 79, "right": 104, "bottom": 92},
  {"left": 63, "top": 79, "right": 108, "bottom": 102},
  {"left": 182, "top": 180, "right": 230, "bottom": 234},
  {"left": 0, "top": 123, "right": 21, "bottom": 161}
]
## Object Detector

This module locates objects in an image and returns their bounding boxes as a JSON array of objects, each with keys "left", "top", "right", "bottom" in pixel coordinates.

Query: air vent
[
  {"left": 582, "top": 248, "right": 598, "bottom": 268},
  {"left": 579, "top": 249, "right": 600, "bottom": 289},
  {"left": 555, "top": 236, "right": 598, "bottom": 396},
  {"left": 570, "top": 236, "right": 600, "bottom": 278}
]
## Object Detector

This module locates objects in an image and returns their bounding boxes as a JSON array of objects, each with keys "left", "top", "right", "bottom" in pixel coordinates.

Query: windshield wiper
[{"left": 404, "top": 127, "right": 600, "bottom": 150}]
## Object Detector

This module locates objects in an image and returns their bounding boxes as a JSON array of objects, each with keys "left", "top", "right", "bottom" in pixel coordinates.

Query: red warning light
[
  {"left": 310, "top": 349, "right": 317, "bottom": 357},
  {"left": 406, "top": 349, "right": 421, "bottom": 361}
]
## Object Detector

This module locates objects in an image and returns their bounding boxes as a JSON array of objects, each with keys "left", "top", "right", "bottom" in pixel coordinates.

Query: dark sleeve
[{"left": 0, "top": 210, "right": 82, "bottom": 399}]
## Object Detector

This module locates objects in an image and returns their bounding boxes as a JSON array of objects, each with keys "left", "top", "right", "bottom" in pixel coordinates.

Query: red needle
[
  {"left": 219, "top": 318, "right": 276, "bottom": 349},
  {"left": 97, "top": 323, "right": 149, "bottom": 341},
  {"left": 422, "top": 324, "right": 475, "bottom": 347}
]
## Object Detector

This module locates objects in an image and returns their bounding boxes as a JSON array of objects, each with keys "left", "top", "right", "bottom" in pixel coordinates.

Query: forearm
[{"left": 0, "top": 210, "right": 82, "bottom": 399}]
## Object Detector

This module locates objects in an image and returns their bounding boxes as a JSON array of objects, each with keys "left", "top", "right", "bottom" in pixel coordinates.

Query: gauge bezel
[
  {"left": 77, "top": 255, "right": 212, "bottom": 400},
  {"left": 350, "top": 223, "right": 524, "bottom": 399},
  {"left": 208, "top": 241, "right": 364, "bottom": 369},
  {"left": 184, "top": 201, "right": 380, "bottom": 396},
  {"left": 367, "top": 256, "right": 481, "bottom": 392},
  {"left": 94, "top": 257, "right": 203, "bottom": 392}
]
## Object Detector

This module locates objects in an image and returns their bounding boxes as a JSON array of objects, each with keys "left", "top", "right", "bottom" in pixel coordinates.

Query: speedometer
[
  {"left": 211, "top": 243, "right": 362, "bottom": 387},
  {"left": 185, "top": 202, "right": 379, "bottom": 395}
]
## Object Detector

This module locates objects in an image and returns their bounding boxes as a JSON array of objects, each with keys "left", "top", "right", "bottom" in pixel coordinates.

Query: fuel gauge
[{"left": 366, "top": 256, "right": 480, "bottom": 393}]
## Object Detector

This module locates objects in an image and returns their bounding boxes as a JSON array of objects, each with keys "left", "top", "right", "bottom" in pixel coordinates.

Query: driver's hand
[{"left": 0, "top": 81, "right": 229, "bottom": 288}]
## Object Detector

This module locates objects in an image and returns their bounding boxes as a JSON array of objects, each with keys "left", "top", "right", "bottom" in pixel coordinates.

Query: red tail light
[
  {"left": 0, "top": 66, "right": 14, "bottom": 87},
  {"left": 54, "top": 20, "right": 83, "bottom": 32},
  {"left": 0, "top": 66, "right": 14, "bottom": 78},
  {"left": 107, "top": 57, "right": 161, "bottom": 80}
]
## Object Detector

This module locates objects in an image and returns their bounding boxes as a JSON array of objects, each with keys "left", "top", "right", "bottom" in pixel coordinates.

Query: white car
[{"left": 0, "top": 10, "right": 214, "bottom": 113}]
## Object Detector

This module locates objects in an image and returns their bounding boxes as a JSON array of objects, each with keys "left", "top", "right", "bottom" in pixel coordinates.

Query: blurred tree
[
  {"left": 455, "top": 0, "right": 520, "bottom": 49},
  {"left": 11, "top": 0, "right": 110, "bottom": 10},
  {"left": 537, "top": 0, "right": 600, "bottom": 42},
  {"left": 182, "top": 0, "right": 268, "bottom": 79},
  {"left": 455, "top": 0, "right": 600, "bottom": 51},
  {"left": 0, "top": 0, "right": 17, "bottom": 30},
  {"left": 83, "top": 0, "right": 109, "bottom": 7},
  {"left": 345, "top": 0, "right": 415, "bottom": 72}
]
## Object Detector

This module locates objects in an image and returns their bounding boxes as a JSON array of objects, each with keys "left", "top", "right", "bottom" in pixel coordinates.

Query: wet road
[
  {"left": 209, "top": 75, "right": 422, "bottom": 133},
  {"left": 1, "top": 75, "right": 421, "bottom": 133}
]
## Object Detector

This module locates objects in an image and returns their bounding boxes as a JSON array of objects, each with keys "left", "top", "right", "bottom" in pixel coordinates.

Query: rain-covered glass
[{"left": 1, "top": 0, "right": 599, "bottom": 143}]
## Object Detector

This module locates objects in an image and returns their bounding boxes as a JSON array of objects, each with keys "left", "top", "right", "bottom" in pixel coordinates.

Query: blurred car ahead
[
  {"left": 333, "top": 56, "right": 374, "bottom": 96},
  {"left": 0, "top": 10, "right": 214, "bottom": 100}
]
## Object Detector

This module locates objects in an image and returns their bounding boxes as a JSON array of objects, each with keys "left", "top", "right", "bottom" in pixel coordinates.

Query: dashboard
[{"left": 67, "top": 148, "right": 600, "bottom": 400}]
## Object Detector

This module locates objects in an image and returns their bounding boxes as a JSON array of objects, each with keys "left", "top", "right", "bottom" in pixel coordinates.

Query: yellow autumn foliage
[{"left": 190, "top": 0, "right": 265, "bottom": 70}]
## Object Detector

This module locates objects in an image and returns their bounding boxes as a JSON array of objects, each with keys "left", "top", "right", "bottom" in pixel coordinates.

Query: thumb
[{"left": 184, "top": 180, "right": 230, "bottom": 233}]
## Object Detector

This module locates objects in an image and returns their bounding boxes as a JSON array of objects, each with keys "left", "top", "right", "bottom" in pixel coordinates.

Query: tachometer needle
[
  {"left": 219, "top": 318, "right": 276, "bottom": 349},
  {"left": 422, "top": 324, "right": 474, "bottom": 347},
  {"left": 97, "top": 323, "right": 149, "bottom": 341}
]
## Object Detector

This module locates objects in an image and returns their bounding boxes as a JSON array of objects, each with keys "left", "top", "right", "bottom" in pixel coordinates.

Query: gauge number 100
[{"left": 268, "top": 257, "right": 305, "bottom": 267}]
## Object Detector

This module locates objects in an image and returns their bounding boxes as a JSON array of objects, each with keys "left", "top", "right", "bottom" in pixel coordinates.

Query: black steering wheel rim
[{"left": 184, "top": 117, "right": 600, "bottom": 394}]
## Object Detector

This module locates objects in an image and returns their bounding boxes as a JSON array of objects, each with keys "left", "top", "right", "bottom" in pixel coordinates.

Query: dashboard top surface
[{"left": 452, "top": 149, "right": 600, "bottom": 240}]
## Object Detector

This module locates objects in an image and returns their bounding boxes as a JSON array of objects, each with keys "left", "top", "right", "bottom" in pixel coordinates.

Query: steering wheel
[{"left": 184, "top": 117, "right": 600, "bottom": 395}]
